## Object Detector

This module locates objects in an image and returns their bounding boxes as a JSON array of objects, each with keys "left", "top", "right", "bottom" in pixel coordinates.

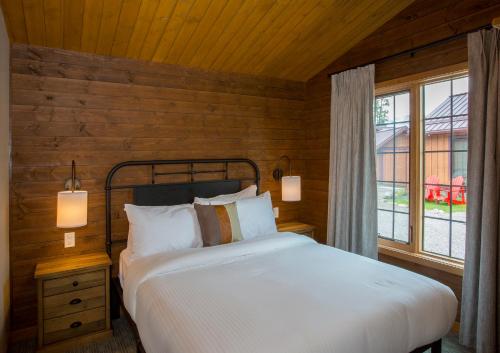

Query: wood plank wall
[
  {"left": 301, "top": 0, "right": 500, "bottom": 320},
  {"left": 9, "top": 44, "right": 305, "bottom": 333}
]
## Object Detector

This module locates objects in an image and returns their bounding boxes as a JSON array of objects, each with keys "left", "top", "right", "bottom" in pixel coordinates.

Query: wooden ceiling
[{"left": 1, "top": 0, "right": 414, "bottom": 81}]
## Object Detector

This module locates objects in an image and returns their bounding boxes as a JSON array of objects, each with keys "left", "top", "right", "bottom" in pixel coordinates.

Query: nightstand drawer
[
  {"left": 43, "top": 270, "right": 105, "bottom": 296},
  {"left": 44, "top": 286, "right": 106, "bottom": 319},
  {"left": 44, "top": 307, "right": 106, "bottom": 345}
]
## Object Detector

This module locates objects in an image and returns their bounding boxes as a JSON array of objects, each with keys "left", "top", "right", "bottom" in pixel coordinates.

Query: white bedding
[
  {"left": 123, "top": 233, "right": 457, "bottom": 353},
  {"left": 119, "top": 248, "right": 134, "bottom": 287}
]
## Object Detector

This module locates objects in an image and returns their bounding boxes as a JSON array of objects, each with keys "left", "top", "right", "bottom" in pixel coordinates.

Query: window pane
[
  {"left": 376, "top": 152, "right": 394, "bottom": 181},
  {"left": 452, "top": 131, "right": 468, "bottom": 153},
  {"left": 395, "top": 153, "right": 409, "bottom": 183},
  {"left": 395, "top": 92, "right": 410, "bottom": 122},
  {"left": 377, "top": 182, "right": 393, "bottom": 210},
  {"left": 424, "top": 152, "right": 451, "bottom": 186},
  {"left": 423, "top": 218, "right": 450, "bottom": 256},
  {"left": 452, "top": 185, "right": 467, "bottom": 222},
  {"left": 375, "top": 95, "right": 394, "bottom": 124},
  {"left": 376, "top": 126, "right": 395, "bottom": 153},
  {"left": 394, "top": 213, "right": 409, "bottom": 242},
  {"left": 453, "top": 76, "right": 468, "bottom": 95},
  {"left": 424, "top": 196, "right": 450, "bottom": 220},
  {"left": 394, "top": 123, "right": 410, "bottom": 152},
  {"left": 424, "top": 80, "right": 451, "bottom": 118},
  {"left": 378, "top": 210, "right": 393, "bottom": 239},
  {"left": 424, "top": 118, "right": 450, "bottom": 152},
  {"left": 452, "top": 151, "right": 467, "bottom": 180},
  {"left": 451, "top": 222, "right": 466, "bottom": 260},
  {"left": 394, "top": 183, "right": 409, "bottom": 213}
]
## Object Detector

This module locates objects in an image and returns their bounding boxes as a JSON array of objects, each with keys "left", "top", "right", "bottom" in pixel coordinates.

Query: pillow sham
[
  {"left": 235, "top": 191, "right": 277, "bottom": 240},
  {"left": 194, "top": 203, "right": 242, "bottom": 246},
  {"left": 194, "top": 185, "right": 257, "bottom": 205},
  {"left": 124, "top": 204, "right": 202, "bottom": 258}
]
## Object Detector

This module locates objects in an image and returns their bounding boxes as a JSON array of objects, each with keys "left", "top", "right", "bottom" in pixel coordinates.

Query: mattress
[{"left": 123, "top": 233, "right": 457, "bottom": 353}]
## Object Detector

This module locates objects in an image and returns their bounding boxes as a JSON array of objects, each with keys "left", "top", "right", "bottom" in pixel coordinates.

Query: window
[{"left": 375, "top": 69, "right": 468, "bottom": 264}]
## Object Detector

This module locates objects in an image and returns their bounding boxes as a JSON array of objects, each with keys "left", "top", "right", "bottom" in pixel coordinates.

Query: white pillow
[
  {"left": 124, "top": 204, "right": 202, "bottom": 258},
  {"left": 194, "top": 185, "right": 257, "bottom": 205},
  {"left": 235, "top": 191, "right": 277, "bottom": 240}
]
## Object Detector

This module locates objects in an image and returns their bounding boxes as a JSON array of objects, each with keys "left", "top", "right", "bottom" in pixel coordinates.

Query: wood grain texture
[
  {"left": 10, "top": 43, "right": 306, "bottom": 333},
  {"left": 0, "top": 0, "right": 415, "bottom": 81}
]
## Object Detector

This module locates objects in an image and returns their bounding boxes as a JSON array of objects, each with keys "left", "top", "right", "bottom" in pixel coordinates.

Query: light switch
[
  {"left": 273, "top": 207, "right": 279, "bottom": 219},
  {"left": 64, "top": 232, "right": 75, "bottom": 248}
]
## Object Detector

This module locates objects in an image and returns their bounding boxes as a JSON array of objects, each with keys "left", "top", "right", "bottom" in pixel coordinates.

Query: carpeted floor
[{"left": 9, "top": 318, "right": 474, "bottom": 353}]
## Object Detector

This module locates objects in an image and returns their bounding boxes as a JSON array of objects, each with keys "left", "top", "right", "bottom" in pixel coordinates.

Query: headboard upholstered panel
[{"left": 133, "top": 180, "right": 242, "bottom": 206}]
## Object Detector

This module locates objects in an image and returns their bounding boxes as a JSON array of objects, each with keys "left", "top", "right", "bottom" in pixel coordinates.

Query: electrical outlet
[
  {"left": 273, "top": 207, "right": 279, "bottom": 219},
  {"left": 64, "top": 232, "right": 75, "bottom": 248}
]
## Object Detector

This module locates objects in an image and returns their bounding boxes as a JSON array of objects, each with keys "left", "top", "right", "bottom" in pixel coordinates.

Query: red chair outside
[
  {"left": 444, "top": 176, "right": 466, "bottom": 205},
  {"left": 425, "top": 175, "right": 441, "bottom": 202}
]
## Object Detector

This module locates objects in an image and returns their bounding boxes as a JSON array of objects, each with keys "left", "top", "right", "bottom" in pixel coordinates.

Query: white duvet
[{"left": 123, "top": 233, "right": 457, "bottom": 353}]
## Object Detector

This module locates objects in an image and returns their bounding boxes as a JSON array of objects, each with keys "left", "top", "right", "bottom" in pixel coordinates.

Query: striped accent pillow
[{"left": 194, "top": 203, "right": 243, "bottom": 246}]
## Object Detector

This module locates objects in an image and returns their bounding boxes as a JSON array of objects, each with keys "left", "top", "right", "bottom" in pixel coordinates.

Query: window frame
[{"left": 375, "top": 63, "right": 468, "bottom": 272}]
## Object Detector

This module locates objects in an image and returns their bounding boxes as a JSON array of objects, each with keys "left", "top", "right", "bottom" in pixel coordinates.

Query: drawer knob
[
  {"left": 69, "top": 298, "right": 82, "bottom": 305},
  {"left": 70, "top": 321, "right": 82, "bottom": 329},
  {"left": 72, "top": 281, "right": 79, "bottom": 287}
]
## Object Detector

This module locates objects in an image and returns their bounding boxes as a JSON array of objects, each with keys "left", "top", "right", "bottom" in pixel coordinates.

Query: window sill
[{"left": 378, "top": 245, "right": 464, "bottom": 276}]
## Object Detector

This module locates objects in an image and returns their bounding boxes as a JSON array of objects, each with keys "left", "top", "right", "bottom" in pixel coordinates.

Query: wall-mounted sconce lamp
[
  {"left": 57, "top": 160, "right": 88, "bottom": 228},
  {"left": 272, "top": 155, "right": 301, "bottom": 202}
]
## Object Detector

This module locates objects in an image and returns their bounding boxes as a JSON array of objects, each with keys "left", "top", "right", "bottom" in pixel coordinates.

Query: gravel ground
[{"left": 378, "top": 186, "right": 466, "bottom": 259}]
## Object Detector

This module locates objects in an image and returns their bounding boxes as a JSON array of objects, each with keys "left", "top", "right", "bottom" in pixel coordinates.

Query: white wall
[{"left": 0, "top": 7, "right": 9, "bottom": 353}]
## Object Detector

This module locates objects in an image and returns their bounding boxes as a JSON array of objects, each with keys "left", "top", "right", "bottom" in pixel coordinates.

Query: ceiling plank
[
  {"left": 200, "top": 0, "right": 267, "bottom": 70},
  {"left": 95, "top": 0, "right": 122, "bottom": 56},
  {"left": 239, "top": 0, "right": 318, "bottom": 74},
  {"left": 138, "top": 0, "right": 178, "bottom": 61},
  {"left": 165, "top": 0, "right": 211, "bottom": 65},
  {"left": 1, "top": 0, "right": 28, "bottom": 42},
  {"left": 110, "top": 0, "right": 142, "bottom": 57},
  {"left": 211, "top": 0, "right": 280, "bottom": 71},
  {"left": 178, "top": 0, "right": 227, "bottom": 65},
  {"left": 62, "top": 0, "right": 84, "bottom": 51},
  {"left": 223, "top": 0, "right": 297, "bottom": 72},
  {"left": 251, "top": 0, "right": 331, "bottom": 75},
  {"left": 287, "top": 0, "right": 415, "bottom": 80},
  {"left": 188, "top": 0, "right": 244, "bottom": 68},
  {"left": 43, "top": 0, "right": 63, "bottom": 48},
  {"left": 126, "top": 0, "right": 160, "bottom": 59},
  {"left": 151, "top": 0, "right": 195, "bottom": 63},
  {"left": 23, "top": 0, "right": 46, "bottom": 45},
  {"left": 273, "top": 0, "right": 380, "bottom": 79},
  {"left": 81, "top": 0, "right": 103, "bottom": 53}
]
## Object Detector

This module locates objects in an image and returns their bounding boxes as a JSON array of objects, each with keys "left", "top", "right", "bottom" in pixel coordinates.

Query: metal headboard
[{"left": 104, "top": 158, "right": 260, "bottom": 258}]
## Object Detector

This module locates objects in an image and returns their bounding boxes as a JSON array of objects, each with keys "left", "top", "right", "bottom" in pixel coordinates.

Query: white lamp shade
[
  {"left": 57, "top": 191, "right": 88, "bottom": 228},
  {"left": 282, "top": 176, "right": 301, "bottom": 201}
]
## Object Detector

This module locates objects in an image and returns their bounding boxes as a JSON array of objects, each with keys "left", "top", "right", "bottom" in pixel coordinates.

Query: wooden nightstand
[
  {"left": 34, "top": 252, "right": 112, "bottom": 352},
  {"left": 278, "top": 221, "right": 316, "bottom": 238}
]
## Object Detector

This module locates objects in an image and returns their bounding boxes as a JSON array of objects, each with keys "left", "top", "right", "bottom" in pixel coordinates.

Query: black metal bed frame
[
  {"left": 105, "top": 158, "right": 260, "bottom": 255},
  {"left": 104, "top": 158, "right": 441, "bottom": 353}
]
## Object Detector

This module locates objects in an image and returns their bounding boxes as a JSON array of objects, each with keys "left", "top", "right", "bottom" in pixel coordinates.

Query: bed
[{"left": 106, "top": 159, "right": 457, "bottom": 353}]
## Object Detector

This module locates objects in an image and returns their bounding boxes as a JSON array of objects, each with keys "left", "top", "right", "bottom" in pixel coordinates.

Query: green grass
[{"left": 386, "top": 194, "right": 467, "bottom": 213}]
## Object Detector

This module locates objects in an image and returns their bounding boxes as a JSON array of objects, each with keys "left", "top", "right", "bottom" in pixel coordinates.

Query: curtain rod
[{"left": 327, "top": 24, "right": 493, "bottom": 78}]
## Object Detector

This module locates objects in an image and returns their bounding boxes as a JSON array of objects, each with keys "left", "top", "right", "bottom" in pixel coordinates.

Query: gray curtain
[
  {"left": 460, "top": 29, "right": 500, "bottom": 353},
  {"left": 327, "top": 65, "right": 378, "bottom": 259}
]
